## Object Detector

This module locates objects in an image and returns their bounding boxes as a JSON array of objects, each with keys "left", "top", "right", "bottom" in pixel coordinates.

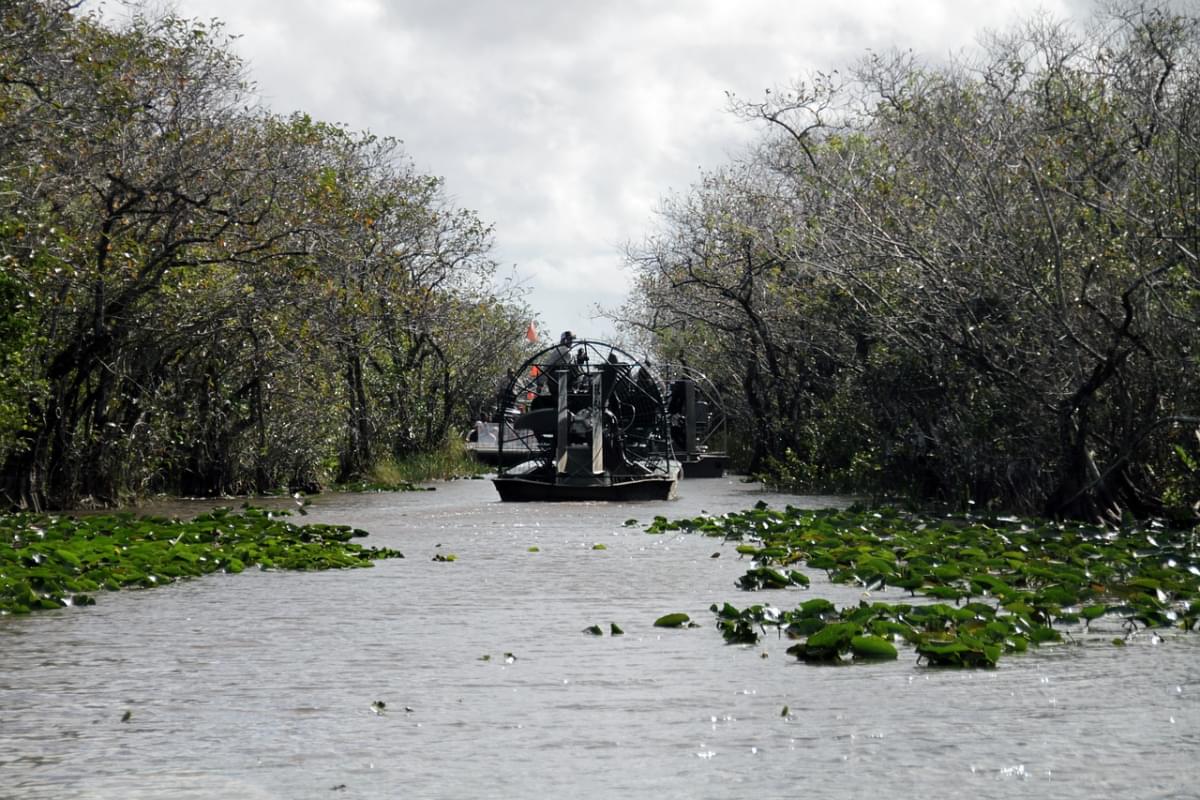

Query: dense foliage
[
  {"left": 0, "top": 2, "right": 532, "bottom": 509},
  {"left": 621, "top": 1, "right": 1200, "bottom": 522}
]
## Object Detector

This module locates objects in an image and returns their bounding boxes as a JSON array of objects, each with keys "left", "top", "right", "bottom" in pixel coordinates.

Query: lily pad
[
  {"left": 0, "top": 508, "right": 403, "bottom": 615},
  {"left": 850, "top": 635, "right": 898, "bottom": 660}
]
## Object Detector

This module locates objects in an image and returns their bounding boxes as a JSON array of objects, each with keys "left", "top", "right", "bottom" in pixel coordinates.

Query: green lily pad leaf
[
  {"left": 924, "top": 585, "right": 965, "bottom": 601},
  {"left": 1006, "top": 635, "right": 1029, "bottom": 652},
  {"left": 592, "top": 543, "right": 607, "bottom": 550},
  {"left": 787, "top": 570, "right": 811, "bottom": 588},
  {"left": 712, "top": 602, "right": 738, "bottom": 619},
  {"left": 917, "top": 636, "right": 999, "bottom": 667},
  {"left": 654, "top": 612, "right": 690, "bottom": 628},
  {"left": 583, "top": 625, "right": 603, "bottom": 635},
  {"left": 806, "top": 621, "right": 859, "bottom": 651},
  {"left": 610, "top": 623, "right": 624, "bottom": 635},
  {"left": 787, "top": 617, "right": 825, "bottom": 637},
  {"left": 797, "top": 598, "right": 836, "bottom": 617},
  {"left": 850, "top": 635, "right": 898, "bottom": 660},
  {"left": 1028, "top": 625, "right": 1061, "bottom": 645}
]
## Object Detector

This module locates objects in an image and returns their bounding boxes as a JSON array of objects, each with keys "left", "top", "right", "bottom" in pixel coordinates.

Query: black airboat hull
[
  {"left": 492, "top": 476, "right": 677, "bottom": 502},
  {"left": 680, "top": 454, "right": 727, "bottom": 478}
]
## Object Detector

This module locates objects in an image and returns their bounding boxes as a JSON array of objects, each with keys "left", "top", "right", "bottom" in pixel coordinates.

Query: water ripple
[{"left": 2, "top": 479, "right": 1195, "bottom": 799}]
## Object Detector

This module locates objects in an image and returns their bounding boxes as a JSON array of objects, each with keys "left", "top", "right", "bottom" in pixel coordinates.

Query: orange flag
[{"left": 524, "top": 322, "right": 538, "bottom": 343}]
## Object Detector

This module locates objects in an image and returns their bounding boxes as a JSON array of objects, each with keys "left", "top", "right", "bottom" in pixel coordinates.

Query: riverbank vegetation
[
  {"left": 369, "top": 436, "right": 488, "bottom": 485},
  {"left": 648, "top": 503, "right": 1200, "bottom": 667},
  {"left": 621, "top": 0, "right": 1200, "bottom": 523},
  {"left": 0, "top": 506, "right": 404, "bottom": 614},
  {"left": 0, "top": 1, "right": 533, "bottom": 511}
]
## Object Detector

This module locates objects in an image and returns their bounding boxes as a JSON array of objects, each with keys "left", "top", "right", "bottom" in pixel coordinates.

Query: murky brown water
[{"left": 1, "top": 477, "right": 1196, "bottom": 799}]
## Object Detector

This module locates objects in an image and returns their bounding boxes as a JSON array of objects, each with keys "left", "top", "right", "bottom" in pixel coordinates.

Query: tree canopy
[
  {"left": 1, "top": 1, "right": 532, "bottom": 509},
  {"left": 622, "top": 0, "right": 1200, "bottom": 523}
]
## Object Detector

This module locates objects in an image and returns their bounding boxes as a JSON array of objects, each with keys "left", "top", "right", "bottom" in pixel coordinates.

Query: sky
[{"left": 112, "top": 0, "right": 1090, "bottom": 342}]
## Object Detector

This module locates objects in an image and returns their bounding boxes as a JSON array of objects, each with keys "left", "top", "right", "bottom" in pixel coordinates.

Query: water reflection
[{"left": 1, "top": 478, "right": 1196, "bottom": 799}]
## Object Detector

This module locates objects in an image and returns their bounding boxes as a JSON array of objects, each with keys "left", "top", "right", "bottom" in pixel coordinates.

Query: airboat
[
  {"left": 661, "top": 364, "right": 728, "bottom": 478},
  {"left": 491, "top": 338, "right": 679, "bottom": 501}
]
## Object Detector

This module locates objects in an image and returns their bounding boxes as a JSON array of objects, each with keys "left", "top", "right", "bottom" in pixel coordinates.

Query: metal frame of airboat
[{"left": 491, "top": 339, "right": 679, "bottom": 501}]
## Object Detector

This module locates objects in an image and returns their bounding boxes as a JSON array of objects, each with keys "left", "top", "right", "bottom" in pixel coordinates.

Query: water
[{"left": 2, "top": 478, "right": 1196, "bottom": 799}]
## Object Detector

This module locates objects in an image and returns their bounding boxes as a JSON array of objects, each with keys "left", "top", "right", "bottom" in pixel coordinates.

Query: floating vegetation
[
  {"left": 335, "top": 480, "right": 435, "bottom": 493},
  {"left": 736, "top": 565, "right": 810, "bottom": 591},
  {"left": 654, "top": 612, "right": 694, "bottom": 628},
  {"left": 648, "top": 504, "right": 1200, "bottom": 667},
  {"left": 0, "top": 506, "right": 404, "bottom": 615}
]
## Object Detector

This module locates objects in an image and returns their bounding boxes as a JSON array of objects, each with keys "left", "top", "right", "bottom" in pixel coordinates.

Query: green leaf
[
  {"left": 850, "top": 635, "right": 898, "bottom": 660},
  {"left": 806, "top": 621, "right": 860, "bottom": 650}
]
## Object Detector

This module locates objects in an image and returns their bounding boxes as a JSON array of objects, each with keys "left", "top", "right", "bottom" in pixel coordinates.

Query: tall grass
[{"left": 367, "top": 436, "right": 487, "bottom": 486}]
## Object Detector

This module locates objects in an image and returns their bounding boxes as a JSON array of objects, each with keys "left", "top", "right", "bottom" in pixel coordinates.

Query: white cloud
[{"left": 116, "top": 0, "right": 1087, "bottom": 339}]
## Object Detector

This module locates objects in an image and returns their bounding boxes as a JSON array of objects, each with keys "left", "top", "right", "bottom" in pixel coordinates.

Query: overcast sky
[{"left": 133, "top": 0, "right": 1091, "bottom": 341}]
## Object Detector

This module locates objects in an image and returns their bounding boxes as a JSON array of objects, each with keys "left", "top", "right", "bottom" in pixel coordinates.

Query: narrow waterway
[{"left": 1, "top": 477, "right": 1196, "bottom": 799}]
